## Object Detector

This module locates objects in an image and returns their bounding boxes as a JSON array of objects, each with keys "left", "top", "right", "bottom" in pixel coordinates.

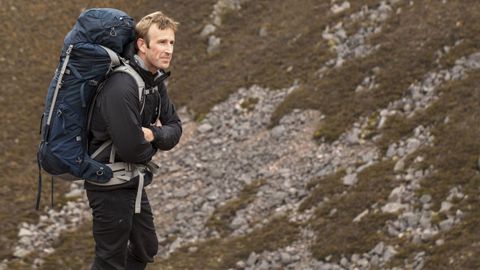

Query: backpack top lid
[{"left": 64, "top": 8, "right": 135, "bottom": 54}]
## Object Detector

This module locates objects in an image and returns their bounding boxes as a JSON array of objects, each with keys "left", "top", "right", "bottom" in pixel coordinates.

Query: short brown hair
[{"left": 136, "top": 11, "right": 179, "bottom": 46}]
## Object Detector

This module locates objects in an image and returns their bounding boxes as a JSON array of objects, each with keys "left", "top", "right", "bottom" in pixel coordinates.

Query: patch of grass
[
  {"left": 310, "top": 160, "right": 397, "bottom": 260},
  {"left": 38, "top": 222, "right": 94, "bottom": 270},
  {"left": 299, "top": 170, "right": 346, "bottom": 212},
  {"left": 206, "top": 179, "right": 266, "bottom": 236},
  {"left": 5, "top": 221, "right": 93, "bottom": 270},
  {"left": 152, "top": 216, "right": 300, "bottom": 270}
]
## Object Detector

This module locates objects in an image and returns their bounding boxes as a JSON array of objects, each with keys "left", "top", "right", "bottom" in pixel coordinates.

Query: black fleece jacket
[{"left": 85, "top": 57, "right": 182, "bottom": 190}]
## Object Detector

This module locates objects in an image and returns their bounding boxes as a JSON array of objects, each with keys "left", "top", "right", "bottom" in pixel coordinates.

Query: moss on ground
[
  {"left": 309, "top": 160, "right": 397, "bottom": 260},
  {"left": 206, "top": 179, "right": 266, "bottom": 236},
  {"left": 299, "top": 170, "right": 346, "bottom": 212},
  {"left": 152, "top": 216, "right": 299, "bottom": 270},
  {"left": 39, "top": 222, "right": 94, "bottom": 270}
]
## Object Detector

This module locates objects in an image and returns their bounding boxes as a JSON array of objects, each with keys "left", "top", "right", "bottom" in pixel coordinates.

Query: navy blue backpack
[{"left": 36, "top": 8, "right": 137, "bottom": 208}]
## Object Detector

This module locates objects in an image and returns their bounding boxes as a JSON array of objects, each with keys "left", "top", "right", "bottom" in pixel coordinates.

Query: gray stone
[
  {"left": 271, "top": 125, "right": 286, "bottom": 138},
  {"left": 13, "top": 247, "right": 30, "bottom": 258},
  {"left": 372, "top": 242, "right": 385, "bottom": 255},
  {"left": 358, "top": 258, "right": 369, "bottom": 267},
  {"left": 439, "top": 218, "right": 454, "bottom": 232},
  {"left": 18, "top": 228, "right": 33, "bottom": 237},
  {"left": 200, "top": 24, "right": 216, "bottom": 38},
  {"left": 351, "top": 253, "right": 360, "bottom": 263},
  {"left": 382, "top": 202, "right": 407, "bottom": 213},
  {"left": 420, "top": 194, "right": 432, "bottom": 204},
  {"left": 414, "top": 260, "right": 425, "bottom": 270},
  {"left": 412, "top": 234, "right": 422, "bottom": 244},
  {"left": 440, "top": 201, "right": 453, "bottom": 213},
  {"left": 207, "top": 189, "right": 220, "bottom": 201},
  {"left": 386, "top": 144, "right": 397, "bottom": 157},
  {"left": 421, "top": 229, "right": 437, "bottom": 241},
  {"left": 404, "top": 212, "right": 420, "bottom": 227},
  {"left": 280, "top": 252, "right": 293, "bottom": 264},
  {"left": 235, "top": 260, "right": 246, "bottom": 269},
  {"left": 387, "top": 224, "right": 400, "bottom": 236},
  {"left": 259, "top": 26, "right": 268, "bottom": 37},
  {"left": 345, "top": 128, "right": 361, "bottom": 144},
  {"left": 197, "top": 123, "right": 213, "bottom": 133},
  {"left": 210, "top": 168, "right": 225, "bottom": 179},
  {"left": 370, "top": 255, "right": 380, "bottom": 266},
  {"left": 383, "top": 246, "right": 397, "bottom": 261},
  {"left": 353, "top": 209, "right": 369, "bottom": 222},
  {"left": 247, "top": 253, "right": 258, "bottom": 266},
  {"left": 65, "top": 189, "right": 83, "bottom": 198},
  {"left": 173, "top": 188, "right": 189, "bottom": 198},
  {"left": 207, "top": 35, "right": 221, "bottom": 54},
  {"left": 435, "top": 239, "right": 445, "bottom": 246},
  {"left": 231, "top": 216, "right": 247, "bottom": 229},
  {"left": 394, "top": 157, "right": 405, "bottom": 172},
  {"left": 388, "top": 185, "right": 405, "bottom": 202},
  {"left": 342, "top": 173, "right": 358, "bottom": 186},
  {"left": 258, "top": 260, "right": 270, "bottom": 269}
]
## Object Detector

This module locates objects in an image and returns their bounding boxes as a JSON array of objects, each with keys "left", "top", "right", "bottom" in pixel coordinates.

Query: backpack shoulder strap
[
  {"left": 112, "top": 64, "right": 146, "bottom": 114},
  {"left": 99, "top": 45, "right": 121, "bottom": 71},
  {"left": 87, "top": 64, "right": 146, "bottom": 162}
]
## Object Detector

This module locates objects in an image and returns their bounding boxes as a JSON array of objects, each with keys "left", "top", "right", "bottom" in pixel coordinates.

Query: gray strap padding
[
  {"left": 146, "top": 161, "right": 160, "bottom": 175},
  {"left": 99, "top": 45, "right": 121, "bottom": 68},
  {"left": 47, "top": 45, "right": 74, "bottom": 126},
  {"left": 112, "top": 65, "right": 146, "bottom": 114},
  {"left": 109, "top": 145, "right": 116, "bottom": 164},
  {"left": 135, "top": 171, "right": 144, "bottom": 213},
  {"left": 90, "top": 140, "right": 115, "bottom": 163},
  {"left": 91, "top": 140, "right": 112, "bottom": 159}
]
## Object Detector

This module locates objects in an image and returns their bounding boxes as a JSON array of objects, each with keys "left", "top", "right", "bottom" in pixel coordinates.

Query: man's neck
[{"left": 133, "top": 54, "right": 164, "bottom": 80}]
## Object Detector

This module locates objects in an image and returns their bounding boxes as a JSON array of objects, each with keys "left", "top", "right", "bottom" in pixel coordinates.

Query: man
[{"left": 86, "top": 11, "right": 182, "bottom": 270}]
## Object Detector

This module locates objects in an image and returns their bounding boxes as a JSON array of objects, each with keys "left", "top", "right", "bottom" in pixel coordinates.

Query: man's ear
[{"left": 137, "top": 38, "right": 147, "bottom": 54}]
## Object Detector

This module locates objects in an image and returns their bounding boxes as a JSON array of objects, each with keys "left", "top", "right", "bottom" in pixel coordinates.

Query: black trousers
[{"left": 86, "top": 188, "right": 158, "bottom": 270}]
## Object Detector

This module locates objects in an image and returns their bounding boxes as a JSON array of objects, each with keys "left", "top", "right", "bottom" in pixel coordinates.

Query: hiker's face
[{"left": 138, "top": 25, "right": 175, "bottom": 72}]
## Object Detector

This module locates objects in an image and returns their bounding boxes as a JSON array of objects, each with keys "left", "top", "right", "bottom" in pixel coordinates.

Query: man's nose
[{"left": 164, "top": 44, "right": 173, "bottom": 54}]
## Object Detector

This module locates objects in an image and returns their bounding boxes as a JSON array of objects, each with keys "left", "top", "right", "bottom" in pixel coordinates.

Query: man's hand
[
  {"left": 142, "top": 120, "right": 162, "bottom": 142},
  {"left": 142, "top": 127, "right": 154, "bottom": 142}
]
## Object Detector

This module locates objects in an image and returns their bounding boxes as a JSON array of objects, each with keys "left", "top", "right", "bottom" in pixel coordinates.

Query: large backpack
[{"left": 36, "top": 8, "right": 146, "bottom": 209}]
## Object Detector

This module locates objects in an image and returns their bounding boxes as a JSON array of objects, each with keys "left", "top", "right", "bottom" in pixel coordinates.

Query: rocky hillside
[{"left": 1, "top": 0, "right": 480, "bottom": 269}]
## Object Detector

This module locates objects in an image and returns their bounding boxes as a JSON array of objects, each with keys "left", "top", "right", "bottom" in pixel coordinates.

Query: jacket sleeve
[
  {"left": 100, "top": 73, "right": 157, "bottom": 163},
  {"left": 150, "top": 84, "right": 182, "bottom": 151}
]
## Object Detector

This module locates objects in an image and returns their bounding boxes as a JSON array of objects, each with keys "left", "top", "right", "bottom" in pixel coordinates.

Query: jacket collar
[{"left": 131, "top": 55, "right": 170, "bottom": 87}]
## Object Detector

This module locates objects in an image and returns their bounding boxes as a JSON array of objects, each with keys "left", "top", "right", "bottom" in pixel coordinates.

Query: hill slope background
[{"left": 1, "top": 0, "right": 480, "bottom": 269}]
